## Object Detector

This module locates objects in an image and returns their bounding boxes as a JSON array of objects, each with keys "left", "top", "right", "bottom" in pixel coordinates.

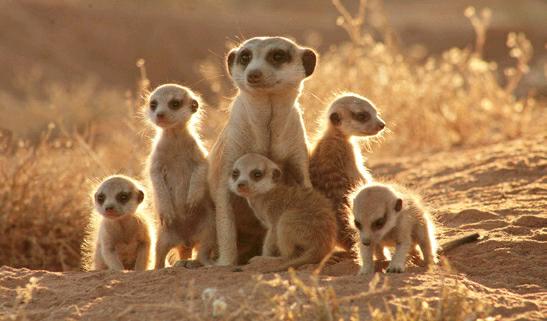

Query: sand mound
[{"left": 1, "top": 134, "right": 545, "bottom": 320}]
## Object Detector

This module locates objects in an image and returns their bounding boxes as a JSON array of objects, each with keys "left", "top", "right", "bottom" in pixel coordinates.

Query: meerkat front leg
[
  {"left": 151, "top": 166, "right": 177, "bottom": 225},
  {"left": 134, "top": 240, "right": 150, "bottom": 271},
  {"left": 358, "top": 243, "right": 375, "bottom": 275},
  {"left": 101, "top": 243, "right": 124, "bottom": 270},
  {"left": 387, "top": 236, "right": 412, "bottom": 273},
  {"left": 215, "top": 184, "right": 239, "bottom": 266},
  {"left": 93, "top": 244, "right": 107, "bottom": 270},
  {"left": 186, "top": 164, "right": 208, "bottom": 206},
  {"left": 261, "top": 228, "right": 279, "bottom": 257}
]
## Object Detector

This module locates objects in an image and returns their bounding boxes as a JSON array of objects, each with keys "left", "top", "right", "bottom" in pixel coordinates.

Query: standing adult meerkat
[
  {"left": 310, "top": 94, "right": 385, "bottom": 258},
  {"left": 229, "top": 153, "right": 337, "bottom": 272},
  {"left": 81, "top": 175, "right": 153, "bottom": 271},
  {"left": 353, "top": 183, "right": 479, "bottom": 274},
  {"left": 208, "top": 37, "right": 318, "bottom": 265},
  {"left": 146, "top": 84, "right": 216, "bottom": 268}
]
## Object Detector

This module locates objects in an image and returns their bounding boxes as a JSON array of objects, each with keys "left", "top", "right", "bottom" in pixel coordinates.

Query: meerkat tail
[{"left": 438, "top": 233, "right": 480, "bottom": 254}]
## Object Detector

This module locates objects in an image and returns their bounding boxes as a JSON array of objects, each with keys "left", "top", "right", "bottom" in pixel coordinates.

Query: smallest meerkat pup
[
  {"left": 81, "top": 175, "right": 153, "bottom": 271},
  {"left": 230, "top": 153, "right": 337, "bottom": 272},
  {"left": 310, "top": 93, "right": 385, "bottom": 258},
  {"left": 352, "top": 183, "right": 436, "bottom": 274}
]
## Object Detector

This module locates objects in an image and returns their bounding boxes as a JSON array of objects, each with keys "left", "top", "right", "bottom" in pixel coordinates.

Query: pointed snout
[
  {"left": 361, "top": 238, "right": 371, "bottom": 246},
  {"left": 246, "top": 69, "right": 263, "bottom": 84}
]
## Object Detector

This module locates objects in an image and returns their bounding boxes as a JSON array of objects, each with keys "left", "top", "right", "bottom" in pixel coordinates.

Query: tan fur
[
  {"left": 146, "top": 84, "right": 216, "bottom": 268},
  {"left": 81, "top": 175, "right": 153, "bottom": 271},
  {"left": 352, "top": 183, "right": 437, "bottom": 274},
  {"left": 230, "top": 154, "right": 337, "bottom": 272},
  {"left": 208, "top": 37, "right": 318, "bottom": 265},
  {"left": 310, "top": 94, "right": 385, "bottom": 258}
]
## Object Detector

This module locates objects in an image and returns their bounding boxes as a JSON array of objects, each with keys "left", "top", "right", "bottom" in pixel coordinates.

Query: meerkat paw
[
  {"left": 174, "top": 259, "right": 203, "bottom": 269},
  {"left": 386, "top": 262, "right": 406, "bottom": 273}
]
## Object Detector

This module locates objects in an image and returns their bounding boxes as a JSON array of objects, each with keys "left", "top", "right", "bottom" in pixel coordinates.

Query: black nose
[
  {"left": 247, "top": 70, "right": 263, "bottom": 84},
  {"left": 156, "top": 112, "right": 165, "bottom": 120},
  {"left": 105, "top": 205, "right": 114, "bottom": 211},
  {"left": 377, "top": 122, "right": 385, "bottom": 130},
  {"left": 238, "top": 182, "right": 247, "bottom": 188}
]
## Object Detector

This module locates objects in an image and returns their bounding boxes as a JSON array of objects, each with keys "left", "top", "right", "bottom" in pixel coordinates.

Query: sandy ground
[{"left": 0, "top": 134, "right": 545, "bottom": 320}]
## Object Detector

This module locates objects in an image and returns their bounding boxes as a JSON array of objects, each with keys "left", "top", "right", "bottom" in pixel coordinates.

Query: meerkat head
[
  {"left": 327, "top": 94, "right": 385, "bottom": 137},
  {"left": 146, "top": 84, "right": 200, "bottom": 129},
  {"left": 226, "top": 37, "right": 317, "bottom": 93},
  {"left": 93, "top": 175, "right": 145, "bottom": 220},
  {"left": 229, "top": 153, "right": 282, "bottom": 198},
  {"left": 352, "top": 184, "right": 403, "bottom": 245}
]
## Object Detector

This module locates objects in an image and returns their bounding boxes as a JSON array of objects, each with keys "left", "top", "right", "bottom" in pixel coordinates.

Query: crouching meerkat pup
[
  {"left": 81, "top": 175, "right": 153, "bottom": 271},
  {"left": 352, "top": 183, "right": 436, "bottom": 274},
  {"left": 229, "top": 153, "right": 337, "bottom": 272},
  {"left": 310, "top": 94, "right": 385, "bottom": 258},
  {"left": 208, "top": 37, "right": 318, "bottom": 265},
  {"left": 146, "top": 84, "right": 216, "bottom": 268}
]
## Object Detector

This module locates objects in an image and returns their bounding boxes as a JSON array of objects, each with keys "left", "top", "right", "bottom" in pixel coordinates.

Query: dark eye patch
[
  {"left": 267, "top": 49, "right": 291, "bottom": 67},
  {"left": 354, "top": 219, "right": 362, "bottom": 230},
  {"left": 352, "top": 111, "right": 371, "bottom": 123},
  {"left": 238, "top": 49, "right": 252, "bottom": 66},
  {"left": 169, "top": 99, "right": 182, "bottom": 110},
  {"left": 232, "top": 169, "right": 240, "bottom": 180},
  {"left": 371, "top": 212, "right": 387, "bottom": 231},
  {"left": 96, "top": 193, "right": 106, "bottom": 205},
  {"left": 116, "top": 191, "right": 132, "bottom": 204},
  {"left": 251, "top": 169, "right": 263, "bottom": 181},
  {"left": 150, "top": 100, "right": 158, "bottom": 111}
]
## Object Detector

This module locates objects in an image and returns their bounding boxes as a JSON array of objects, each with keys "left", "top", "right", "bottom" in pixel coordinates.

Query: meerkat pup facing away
[
  {"left": 208, "top": 37, "right": 318, "bottom": 265},
  {"left": 352, "top": 183, "right": 437, "bottom": 274},
  {"left": 82, "top": 175, "right": 153, "bottom": 271},
  {"left": 310, "top": 94, "right": 386, "bottom": 258},
  {"left": 146, "top": 84, "right": 216, "bottom": 268},
  {"left": 229, "top": 153, "right": 337, "bottom": 272}
]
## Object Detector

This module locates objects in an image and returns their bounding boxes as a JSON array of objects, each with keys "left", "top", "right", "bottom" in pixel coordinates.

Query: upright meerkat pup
[
  {"left": 310, "top": 94, "right": 385, "bottom": 257},
  {"left": 352, "top": 183, "right": 436, "bottom": 274},
  {"left": 146, "top": 84, "right": 216, "bottom": 268},
  {"left": 208, "top": 37, "right": 318, "bottom": 265},
  {"left": 81, "top": 175, "right": 153, "bottom": 271},
  {"left": 229, "top": 153, "right": 337, "bottom": 272}
]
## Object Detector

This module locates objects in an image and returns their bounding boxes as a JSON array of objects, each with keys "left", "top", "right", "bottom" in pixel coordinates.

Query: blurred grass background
[{"left": 0, "top": 0, "right": 545, "bottom": 271}]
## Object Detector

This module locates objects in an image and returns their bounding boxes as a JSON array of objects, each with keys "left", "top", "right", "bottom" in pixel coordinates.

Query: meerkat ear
[
  {"left": 190, "top": 99, "right": 199, "bottom": 113},
  {"left": 329, "top": 112, "right": 341, "bottom": 126},
  {"left": 272, "top": 168, "right": 282, "bottom": 182},
  {"left": 394, "top": 198, "right": 403, "bottom": 212},
  {"left": 301, "top": 48, "right": 317, "bottom": 77},
  {"left": 226, "top": 49, "right": 237, "bottom": 75},
  {"left": 137, "top": 190, "right": 145, "bottom": 204}
]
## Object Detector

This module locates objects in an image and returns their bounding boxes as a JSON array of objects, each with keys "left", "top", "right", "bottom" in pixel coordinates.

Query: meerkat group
[{"left": 81, "top": 36, "right": 479, "bottom": 274}]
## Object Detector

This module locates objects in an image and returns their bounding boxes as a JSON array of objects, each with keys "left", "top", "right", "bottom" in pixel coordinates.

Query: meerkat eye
[
  {"left": 116, "top": 192, "right": 131, "bottom": 204},
  {"left": 271, "top": 49, "right": 288, "bottom": 63},
  {"left": 232, "top": 169, "right": 240, "bottom": 180},
  {"left": 251, "top": 169, "right": 263, "bottom": 180},
  {"left": 96, "top": 193, "right": 106, "bottom": 205},
  {"left": 169, "top": 99, "right": 182, "bottom": 110},
  {"left": 352, "top": 112, "right": 371, "bottom": 122},
  {"left": 190, "top": 99, "right": 199, "bottom": 113},
  {"left": 354, "top": 219, "right": 362, "bottom": 230},
  {"left": 150, "top": 100, "right": 158, "bottom": 111},
  {"left": 371, "top": 217, "right": 386, "bottom": 231},
  {"left": 239, "top": 50, "right": 252, "bottom": 65}
]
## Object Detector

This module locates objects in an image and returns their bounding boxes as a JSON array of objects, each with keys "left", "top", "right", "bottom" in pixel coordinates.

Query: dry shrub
[
  {"left": 0, "top": 130, "right": 92, "bottom": 270},
  {"left": 300, "top": 0, "right": 536, "bottom": 155}
]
